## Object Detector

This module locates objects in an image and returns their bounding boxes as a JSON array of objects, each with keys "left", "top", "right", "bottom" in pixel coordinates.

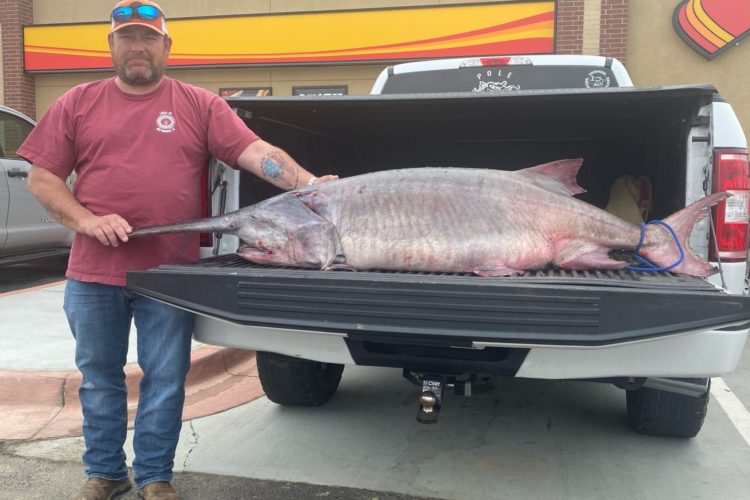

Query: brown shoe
[
  {"left": 139, "top": 481, "right": 178, "bottom": 500},
  {"left": 72, "top": 477, "right": 132, "bottom": 499}
]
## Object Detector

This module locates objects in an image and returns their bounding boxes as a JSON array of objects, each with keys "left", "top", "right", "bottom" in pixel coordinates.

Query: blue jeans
[{"left": 63, "top": 278, "right": 195, "bottom": 488}]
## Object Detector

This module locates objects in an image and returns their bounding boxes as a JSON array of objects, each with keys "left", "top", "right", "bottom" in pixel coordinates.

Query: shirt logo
[{"left": 156, "top": 111, "right": 176, "bottom": 133}]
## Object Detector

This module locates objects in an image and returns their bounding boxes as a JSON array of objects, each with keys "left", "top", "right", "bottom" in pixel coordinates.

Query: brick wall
[
  {"left": 556, "top": 0, "right": 584, "bottom": 55},
  {"left": 0, "top": 0, "right": 35, "bottom": 118},
  {"left": 556, "top": 0, "right": 628, "bottom": 64},
  {"left": 599, "top": 0, "right": 628, "bottom": 64}
]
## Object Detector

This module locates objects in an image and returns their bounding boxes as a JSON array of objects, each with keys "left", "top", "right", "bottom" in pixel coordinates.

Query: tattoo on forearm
[{"left": 261, "top": 151, "right": 299, "bottom": 189}]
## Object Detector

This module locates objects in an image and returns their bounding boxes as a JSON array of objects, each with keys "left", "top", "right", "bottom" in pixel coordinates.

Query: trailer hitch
[
  {"left": 404, "top": 371, "right": 479, "bottom": 424},
  {"left": 417, "top": 375, "right": 445, "bottom": 424}
]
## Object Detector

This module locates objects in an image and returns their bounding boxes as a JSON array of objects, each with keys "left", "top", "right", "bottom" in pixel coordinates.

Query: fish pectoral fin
[
  {"left": 323, "top": 253, "right": 354, "bottom": 271},
  {"left": 474, "top": 267, "right": 525, "bottom": 277},
  {"left": 554, "top": 243, "right": 626, "bottom": 270},
  {"left": 325, "top": 263, "right": 357, "bottom": 271},
  {"left": 296, "top": 191, "right": 333, "bottom": 221}
]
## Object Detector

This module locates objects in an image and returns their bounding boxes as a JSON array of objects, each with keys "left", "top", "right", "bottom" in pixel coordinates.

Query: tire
[
  {"left": 626, "top": 379, "right": 710, "bottom": 438},
  {"left": 256, "top": 351, "right": 344, "bottom": 406}
]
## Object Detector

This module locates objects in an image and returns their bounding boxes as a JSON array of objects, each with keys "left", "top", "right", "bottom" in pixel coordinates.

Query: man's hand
[
  {"left": 79, "top": 213, "right": 133, "bottom": 247},
  {"left": 28, "top": 165, "right": 134, "bottom": 247},
  {"left": 312, "top": 174, "right": 339, "bottom": 185}
]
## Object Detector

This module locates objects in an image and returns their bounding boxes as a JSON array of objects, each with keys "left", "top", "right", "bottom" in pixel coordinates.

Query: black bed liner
[{"left": 126, "top": 254, "right": 750, "bottom": 347}]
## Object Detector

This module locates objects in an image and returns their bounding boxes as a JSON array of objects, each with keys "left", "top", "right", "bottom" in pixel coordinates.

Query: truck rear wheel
[
  {"left": 626, "top": 379, "right": 710, "bottom": 438},
  {"left": 256, "top": 351, "right": 344, "bottom": 406}
]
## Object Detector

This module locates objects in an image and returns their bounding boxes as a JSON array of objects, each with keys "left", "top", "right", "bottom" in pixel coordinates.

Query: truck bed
[
  {"left": 127, "top": 254, "right": 750, "bottom": 347},
  {"left": 127, "top": 83, "right": 750, "bottom": 352},
  {"left": 228, "top": 84, "right": 719, "bottom": 219}
]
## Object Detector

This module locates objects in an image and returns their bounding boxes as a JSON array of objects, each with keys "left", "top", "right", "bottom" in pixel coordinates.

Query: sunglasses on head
[{"left": 111, "top": 3, "right": 162, "bottom": 22}]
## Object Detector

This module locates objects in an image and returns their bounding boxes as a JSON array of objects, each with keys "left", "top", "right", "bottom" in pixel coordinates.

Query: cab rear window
[{"left": 379, "top": 66, "right": 619, "bottom": 94}]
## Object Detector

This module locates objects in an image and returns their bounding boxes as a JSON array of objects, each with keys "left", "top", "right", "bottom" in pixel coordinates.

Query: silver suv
[{"left": 0, "top": 105, "right": 72, "bottom": 265}]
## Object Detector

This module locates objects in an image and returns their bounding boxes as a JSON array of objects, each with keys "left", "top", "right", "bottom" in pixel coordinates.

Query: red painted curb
[{"left": 0, "top": 346, "right": 264, "bottom": 441}]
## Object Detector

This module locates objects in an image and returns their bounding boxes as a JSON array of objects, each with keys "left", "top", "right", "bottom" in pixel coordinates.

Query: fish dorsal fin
[{"left": 517, "top": 158, "right": 586, "bottom": 196}]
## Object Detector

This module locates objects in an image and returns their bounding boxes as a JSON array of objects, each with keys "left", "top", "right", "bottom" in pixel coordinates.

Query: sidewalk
[{"left": 0, "top": 281, "right": 264, "bottom": 441}]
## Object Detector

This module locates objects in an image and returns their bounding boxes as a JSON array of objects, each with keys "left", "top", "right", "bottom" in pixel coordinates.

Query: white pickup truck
[
  {"left": 127, "top": 55, "right": 750, "bottom": 437},
  {"left": 0, "top": 105, "right": 72, "bottom": 265}
]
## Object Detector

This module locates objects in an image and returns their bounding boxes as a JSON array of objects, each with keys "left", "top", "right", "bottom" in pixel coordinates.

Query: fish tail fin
[{"left": 640, "top": 192, "right": 730, "bottom": 276}]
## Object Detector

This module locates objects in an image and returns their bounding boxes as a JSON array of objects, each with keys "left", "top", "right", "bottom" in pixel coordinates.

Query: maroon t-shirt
[{"left": 18, "top": 77, "right": 259, "bottom": 286}]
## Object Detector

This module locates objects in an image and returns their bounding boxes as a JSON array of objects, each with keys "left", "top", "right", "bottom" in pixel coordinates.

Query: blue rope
[{"left": 625, "top": 220, "right": 685, "bottom": 272}]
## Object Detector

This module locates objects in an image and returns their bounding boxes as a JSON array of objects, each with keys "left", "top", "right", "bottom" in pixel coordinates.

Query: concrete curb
[{"left": 0, "top": 345, "right": 264, "bottom": 441}]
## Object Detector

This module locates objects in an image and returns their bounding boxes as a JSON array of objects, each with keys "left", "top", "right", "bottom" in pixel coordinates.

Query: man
[{"left": 18, "top": 2, "right": 336, "bottom": 499}]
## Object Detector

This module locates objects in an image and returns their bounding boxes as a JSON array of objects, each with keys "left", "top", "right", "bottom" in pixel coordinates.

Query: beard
[{"left": 116, "top": 57, "right": 164, "bottom": 86}]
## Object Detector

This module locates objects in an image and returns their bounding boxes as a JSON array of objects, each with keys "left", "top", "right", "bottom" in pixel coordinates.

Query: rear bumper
[
  {"left": 194, "top": 314, "right": 748, "bottom": 379},
  {"left": 511, "top": 325, "right": 748, "bottom": 379},
  {"left": 128, "top": 256, "right": 750, "bottom": 378}
]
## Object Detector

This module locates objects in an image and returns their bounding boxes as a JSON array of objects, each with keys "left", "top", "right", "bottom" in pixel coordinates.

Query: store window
[
  {"left": 219, "top": 87, "right": 272, "bottom": 97},
  {"left": 292, "top": 86, "right": 348, "bottom": 96}
]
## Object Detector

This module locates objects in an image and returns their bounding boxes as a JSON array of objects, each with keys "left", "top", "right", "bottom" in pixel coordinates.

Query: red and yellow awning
[{"left": 24, "top": 2, "right": 555, "bottom": 72}]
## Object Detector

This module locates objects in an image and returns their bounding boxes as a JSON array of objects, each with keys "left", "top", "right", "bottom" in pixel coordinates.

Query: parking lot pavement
[
  {"left": 179, "top": 369, "right": 750, "bottom": 500},
  {"left": 0, "top": 282, "right": 263, "bottom": 442},
  {"left": 0, "top": 454, "right": 434, "bottom": 500},
  {"left": 0, "top": 254, "right": 68, "bottom": 294},
  {"left": 7, "top": 364, "right": 750, "bottom": 500}
]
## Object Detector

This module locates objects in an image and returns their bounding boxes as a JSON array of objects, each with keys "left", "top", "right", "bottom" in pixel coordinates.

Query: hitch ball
[
  {"left": 420, "top": 391, "right": 438, "bottom": 411},
  {"left": 416, "top": 376, "right": 444, "bottom": 424}
]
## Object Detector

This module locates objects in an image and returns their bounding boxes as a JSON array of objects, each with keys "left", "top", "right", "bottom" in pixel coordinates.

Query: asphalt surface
[
  {"left": 2, "top": 256, "right": 750, "bottom": 500},
  {"left": 0, "top": 454, "right": 431, "bottom": 500},
  {"left": 0, "top": 254, "right": 68, "bottom": 293}
]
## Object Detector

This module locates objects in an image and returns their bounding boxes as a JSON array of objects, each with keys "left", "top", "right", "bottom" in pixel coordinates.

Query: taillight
[
  {"left": 710, "top": 149, "right": 749, "bottom": 261},
  {"left": 479, "top": 56, "right": 512, "bottom": 66},
  {"left": 199, "top": 169, "right": 213, "bottom": 248}
]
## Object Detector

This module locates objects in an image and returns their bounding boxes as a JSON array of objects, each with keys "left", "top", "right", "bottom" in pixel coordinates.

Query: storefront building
[{"left": 1, "top": 0, "right": 748, "bottom": 139}]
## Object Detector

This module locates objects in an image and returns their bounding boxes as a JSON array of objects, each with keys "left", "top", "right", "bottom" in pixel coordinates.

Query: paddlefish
[{"left": 131, "top": 159, "right": 727, "bottom": 276}]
